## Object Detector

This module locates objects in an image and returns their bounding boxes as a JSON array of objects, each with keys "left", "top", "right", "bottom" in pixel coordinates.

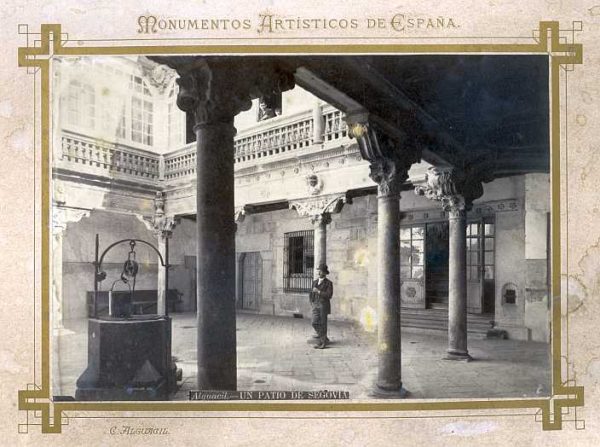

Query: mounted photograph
[{"left": 50, "top": 53, "right": 552, "bottom": 401}]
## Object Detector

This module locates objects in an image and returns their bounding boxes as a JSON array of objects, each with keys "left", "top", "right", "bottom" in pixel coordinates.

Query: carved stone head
[{"left": 306, "top": 174, "right": 323, "bottom": 195}]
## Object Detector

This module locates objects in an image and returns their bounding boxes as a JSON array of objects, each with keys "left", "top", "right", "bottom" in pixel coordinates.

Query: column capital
[
  {"left": 153, "top": 215, "right": 178, "bottom": 239},
  {"left": 289, "top": 193, "right": 350, "bottom": 222},
  {"left": 414, "top": 166, "right": 484, "bottom": 214},
  {"left": 347, "top": 119, "right": 421, "bottom": 198},
  {"left": 164, "top": 58, "right": 295, "bottom": 126},
  {"left": 310, "top": 213, "right": 332, "bottom": 226},
  {"left": 369, "top": 157, "right": 406, "bottom": 198}
]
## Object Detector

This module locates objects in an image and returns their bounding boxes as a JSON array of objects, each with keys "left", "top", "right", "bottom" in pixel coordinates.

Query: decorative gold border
[{"left": 17, "top": 22, "right": 583, "bottom": 433}]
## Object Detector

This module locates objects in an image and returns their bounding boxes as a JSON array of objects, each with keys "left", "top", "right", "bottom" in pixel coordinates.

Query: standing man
[{"left": 310, "top": 264, "right": 333, "bottom": 349}]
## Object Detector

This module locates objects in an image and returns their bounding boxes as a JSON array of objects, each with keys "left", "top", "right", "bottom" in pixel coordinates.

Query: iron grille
[{"left": 283, "top": 230, "right": 314, "bottom": 292}]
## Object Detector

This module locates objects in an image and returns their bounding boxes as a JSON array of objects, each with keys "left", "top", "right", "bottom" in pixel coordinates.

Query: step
[
  {"left": 400, "top": 318, "right": 489, "bottom": 332},
  {"left": 400, "top": 308, "right": 492, "bottom": 337},
  {"left": 401, "top": 318, "right": 493, "bottom": 329},
  {"left": 401, "top": 325, "right": 488, "bottom": 339},
  {"left": 400, "top": 318, "right": 490, "bottom": 330},
  {"left": 401, "top": 310, "right": 494, "bottom": 323}
]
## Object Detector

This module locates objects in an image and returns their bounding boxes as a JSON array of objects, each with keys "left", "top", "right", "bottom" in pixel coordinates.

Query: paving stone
[{"left": 54, "top": 312, "right": 550, "bottom": 400}]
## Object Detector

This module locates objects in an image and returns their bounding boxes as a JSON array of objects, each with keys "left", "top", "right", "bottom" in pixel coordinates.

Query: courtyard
[{"left": 54, "top": 312, "right": 550, "bottom": 400}]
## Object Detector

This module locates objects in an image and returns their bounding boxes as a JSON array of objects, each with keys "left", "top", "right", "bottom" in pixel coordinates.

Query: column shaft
[
  {"left": 376, "top": 194, "right": 402, "bottom": 390},
  {"left": 312, "top": 102, "right": 324, "bottom": 144},
  {"left": 313, "top": 215, "right": 328, "bottom": 275},
  {"left": 157, "top": 236, "right": 167, "bottom": 315},
  {"left": 195, "top": 122, "right": 237, "bottom": 390},
  {"left": 447, "top": 211, "right": 469, "bottom": 358},
  {"left": 52, "top": 231, "right": 64, "bottom": 329}
]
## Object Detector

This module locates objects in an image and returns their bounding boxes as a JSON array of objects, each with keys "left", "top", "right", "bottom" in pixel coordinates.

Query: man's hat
[{"left": 317, "top": 264, "right": 329, "bottom": 274}]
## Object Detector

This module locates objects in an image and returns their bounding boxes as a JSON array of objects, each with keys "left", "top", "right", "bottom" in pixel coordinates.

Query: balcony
[
  {"left": 163, "top": 105, "right": 350, "bottom": 183},
  {"left": 55, "top": 105, "right": 352, "bottom": 194},
  {"left": 57, "top": 131, "right": 161, "bottom": 185}
]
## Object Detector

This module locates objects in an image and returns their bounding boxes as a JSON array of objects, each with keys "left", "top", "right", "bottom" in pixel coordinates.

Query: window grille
[{"left": 283, "top": 230, "right": 314, "bottom": 292}]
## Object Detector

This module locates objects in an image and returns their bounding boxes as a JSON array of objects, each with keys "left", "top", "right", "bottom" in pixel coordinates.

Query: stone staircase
[{"left": 400, "top": 306, "right": 493, "bottom": 339}]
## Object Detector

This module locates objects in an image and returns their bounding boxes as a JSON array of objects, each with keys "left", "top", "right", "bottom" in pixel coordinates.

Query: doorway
[
  {"left": 241, "top": 252, "right": 262, "bottom": 311},
  {"left": 425, "top": 222, "right": 450, "bottom": 308},
  {"left": 466, "top": 219, "right": 496, "bottom": 314}
]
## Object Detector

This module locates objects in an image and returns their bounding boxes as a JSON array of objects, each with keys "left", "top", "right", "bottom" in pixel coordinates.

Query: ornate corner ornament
[
  {"left": 137, "top": 191, "right": 178, "bottom": 238},
  {"left": 17, "top": 22, "right": 583, "bottom": 433},
  {"left": 138, "top": 57, "right": 177, "bottom": 94}
]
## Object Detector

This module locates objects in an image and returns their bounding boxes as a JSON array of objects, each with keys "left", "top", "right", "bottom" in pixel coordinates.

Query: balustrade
[
  {"left": 60, "top": 133, "right": 160, "bottom": 180},
  {"left": 59, "top": 106, "right": 350, "bottom": 185}
]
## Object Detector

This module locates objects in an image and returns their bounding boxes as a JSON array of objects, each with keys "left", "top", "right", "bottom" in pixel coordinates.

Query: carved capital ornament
[
  {"left": 150, "top": 57, "right": 295, "bottom": 127},
  {"left": 289, "top": 193, "right": 349, "bottom": 224},
  {"left": 414, "top": 166, "right": 484, "bottom": 216},
  {"left": 347, "top": 120, "right": 421, "bottom": 198}
]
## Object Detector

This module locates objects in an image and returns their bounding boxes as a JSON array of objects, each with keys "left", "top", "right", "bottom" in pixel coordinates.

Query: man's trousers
[{"left": 311, "top": 300, "right": 328, "bottom": 344}]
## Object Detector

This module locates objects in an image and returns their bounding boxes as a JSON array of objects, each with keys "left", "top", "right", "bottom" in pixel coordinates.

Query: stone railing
[
  {"left": 234, "top": 109, "right": 314, "bottom": 163},
  {"left": 163, "top": 145, "right": 195, "bottom": 181},
  {"left": 59, "top": 131, "right": 160, "bottom": 181},
  {"left": 58, "top": 106, "right": 351, "bottom": 185},
  {"left": 164, "top": 106, "right": 350, "bottom": 180}
]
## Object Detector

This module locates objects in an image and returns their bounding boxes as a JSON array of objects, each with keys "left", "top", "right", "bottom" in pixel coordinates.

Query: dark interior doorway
[{"left": 425, "top": 222, "right": 449, "bottom": 308}]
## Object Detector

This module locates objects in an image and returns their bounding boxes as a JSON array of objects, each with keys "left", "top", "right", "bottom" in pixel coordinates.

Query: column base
[
  {"left": 369, "top": 384, "right": 408, "bottom": 399},
  {"left": 443, "top": 350, "right": 473, "bottom": 362}
]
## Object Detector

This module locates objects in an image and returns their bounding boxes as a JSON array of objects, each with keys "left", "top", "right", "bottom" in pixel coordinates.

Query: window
[
  {"left": 98, "top": 88, "right": 127, "bottom": 139},
  {"left": 467, "top": 222, "right": 480, "bottom": 280},
  {"left": 483, "top": 222, "right": 495, "bottom": 280},
  {"left": 167, "top": 85, "right": 184, "bottom": 147},
  {"left": 129, "top": 74, "right": 154, "bottom": 146},
  {"left": 467, "top": 221, "right": 495, "bottom": 280},
  {"left": 131, "top": 97, "right": 153, "bottom": 145},
  {"left": 400, "top": 225, "right": 425, "bottom": 280},
  {"left": 66, "top": 80, "right": 95, "bottom": 129},
  {"left": 283, "top": 230, "right": 314, "bottom": 292},
  {"left": 129, "top": 75, "right": 152, "bottom": 96},
  {"left": 116, "top": 103, "right": 127, "bottom": 139}
]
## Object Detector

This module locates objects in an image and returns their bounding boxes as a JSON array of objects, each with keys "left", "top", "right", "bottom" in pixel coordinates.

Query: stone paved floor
[{"left": 54, "top": 312, "right": 550, "bottom": 400}]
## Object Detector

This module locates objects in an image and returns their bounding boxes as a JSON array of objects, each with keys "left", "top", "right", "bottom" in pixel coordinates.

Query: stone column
[
  {"left": 161, "top": 57, "right": 295, "bottom": 390},
  {"left": 347, "top": 120, "right": 421, "bottom": 395},
  {"left": 194, "top": 119, "right": 237, "bottom": 390},
  {"left": 149, "top": 192, "right": 177, "bottom": 315},
  {"left": 415, "top": 167, "right": 483, "bottom": 361},
  {"left": 155, "top": 228, "right": 175, "bottom": 314},
  {"left": 370, "top": 158, "right": 405, "bottom": 391},
  {"left": 312, "top": 100, "right": 324, "bottom": 144},
  {"left": 446, "top": 204, "right": 469, "bottom": 360},
  {"left": 158, "top": 155, "right": 166, "bottom": 181},
  {"left": 312, "top": 213, "right": 331, "bottom": 273}
]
